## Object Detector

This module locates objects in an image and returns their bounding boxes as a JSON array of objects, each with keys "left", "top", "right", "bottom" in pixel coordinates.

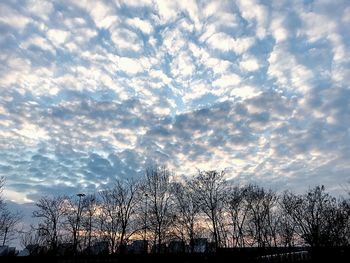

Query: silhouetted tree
[
  {"left": 171, "top": 179, "right": 201, "bottom": 252},
  {"left": 190, "top": 170, "right": 227, "bottom": 250},
  {"left": 225, "top": 185, "right": 249, "bottom": 247},
  {"left": 4, "top": 171, "right": 349, "bottom": 255},
  {"left": 0, "top": 177, "right": 22, "bottom": 246},
  {"left": 0, "top": 208, "right": 21, "bottom": 246},
  {"left": 33, "top": 195, "right": 66, "bottom": 253},
  {"left": 98, "top": 179, "right": 139, "bottom": 253},
  {"left": 143, "top": 165, "right": 173, "bottom": 253},
  {"left": 278, "top": 193, "right": 298, "bottom": 247},
  {"left": 114, "top": 179, "right": 140, "bottom": 253},
  {"left": 98, "top": 188, "right": 121, "bottom": 253},
  {"left": 243, "top": 185, "right": 275, "bottom": 247},
  {"left": 281, "top": 185, "right": 348, "bottom": 247},
  {"left": 81, "top": 194, "right": 98, "bottom": 252},
  {"left": 20, "top": 225, "right": 46, "bottom": 251},
  {"left": 63, "top": 194, "right": 87, "bottom": 254}
]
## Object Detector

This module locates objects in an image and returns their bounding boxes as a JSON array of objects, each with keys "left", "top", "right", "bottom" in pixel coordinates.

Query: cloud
[
  {"left": 213, "top": 73, "right": 241, "bottom": 88},
  {"left": 230, "top": 85, "right": 260, "bottom": 99},
  {"left": 73, "top": 0, "right": 117, "bottom": 29},
  {"left": 20, "top": 35, "right": 55, "bottom": 54},
  {"left": 0, "top": 3, "right": 30, "bottom": 29},
  {"left": 239, "top": 55, "right": 260, "bottom": 72},
  {"left": 110, "top": 28, "right": 143, "bottom": 52},
  {"left": 155, "top": 0, "right": 179, "bottom": 24},
  {"left": 0, "top": 0, "right": 350, "bottom": 206},
  {"left": 267, "top": 44, "right": 313, "bottom": 94},
  {"left": 117, "top": 57, "right": 144, "bottom": 75},
  {"left": 47, "top": 29, "right": 70, "bottom": 45},
  {"left": 206, "top": 32, "right": 255, "bottom": 54},
  {"left": 270, "top": 15, "right": 288, "bottom": 43},
  {"left": 26, "top": 0, "right": 54, "bottom": 21},
  {"left": 170, "top": 51, "right": 195, "bottom": 79},
  {"left": 236, "top": 0, "right": 268, "bottom": 39},
  {"left": 126, "top": 17, "right": 153, "bottom": 34}
]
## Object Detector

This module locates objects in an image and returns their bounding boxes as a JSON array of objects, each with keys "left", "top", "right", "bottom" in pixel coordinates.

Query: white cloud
[
  {"left": 70, "top": 0, "right": 117, "bottom": 29},
  {"left": 0, "top": 3, "right": 30, "bottom": 29},
  {"left": 162, "top": 28, "right": 187, "bottom": 55},
  {"left": 170, "top": 51, "right": 195, "bottom": 79},
  {"left": 178, "top": 18, "right": 194, "bottom": 32},
  {"left": 178, "top": 0, "right": 201, "bottom": 31},
  {"left": 299, "top": 12, "right": 336, "bottom": 43},
  {"left": 199, "top": 24, "right": 216, "bottom": 43},
  {"left": 153, "top": 106, "right": 171, "bottom": 116},
  {"left": 111, "top": 28, "right": 143, "bottom": 52},
  {"left": 230, "top": 85, "right": 260, "bottom": 99},
  {"left": 156, "top": 0, "right": 178, "bottom": 24},
  {"left": 117, "top": 57, "right": 144, "bottom": 75},
  {"left": 203, "top": 1, "right": 221, "bottom": 18},
  {"left": 206, "top": 32, "right": 255, "bottom": 54},
  {"left": 299, "top": 9, "right": 349, "bottom": 82},
  {"left": 182, "top": 80, "right": 210, "bottom": 103},
  {"left": 240, "top": 56, "right": 260, "bottom": 72},
  {"left": 15, "top": 122, "right": 49, "bottom": 141},
  {"left": 20, "top": 35, "right": 55, "bottom": 54},
  {"left": 206, "top": 57, "right": 231, "bottom": 75},
  {"left": 68, "top": 27, "right": 97, "bottom": 48},
  {"left": 270, "top": 16, "right": 288, "bottom": 43},
  {"left": 236, "top": 0, "right": 268, "bottom": 39},
  {"left": 98, "top": 15, "right": 119, "bottom": 29},
  {"left": 118, "top": 0, "right": 152, "bottom": 7},
  {"left": 47, "top": 29, "right": 70, "bottom": 45},
  {"left": 89, "top": 1, "right": 114, "bottom": 28},
  {"left": 26, "top": 0, "right": 53, "bottom": 21},
  {"left": 213, "top": 73, "right": 241, "bottom": 88},
  {"left": 342, "top": 7, "right": 350, "bottom": 23},
  {"left": 327, "top": 33, "right": 346, "bottom": 63},
  {"left": 127, "top": 17, "right": 153, "bottom": 34},
  {"left": 149, "top": 69, "right": 172, "bottom": 84},
  {"left": 268, "top": 45, "right": 313, "bottom": 93},
  {"left": 3, "top": 189, "right": 33, "bottom": 204},
  {"left": 214, "top": 12, "right": 238, "bottom": 28}
]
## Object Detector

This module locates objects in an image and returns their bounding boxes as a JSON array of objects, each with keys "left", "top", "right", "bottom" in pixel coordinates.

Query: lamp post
[{"left": 75, "top": 193, "right": 85, "bottom": 254}]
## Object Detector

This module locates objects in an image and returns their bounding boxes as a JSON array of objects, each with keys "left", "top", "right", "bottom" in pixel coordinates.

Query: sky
[{"left": 0, "top": 0, "right": 350, "bottom": 206}]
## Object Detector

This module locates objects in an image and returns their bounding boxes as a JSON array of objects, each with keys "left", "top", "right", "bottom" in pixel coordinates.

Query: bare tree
[
  {"left": 114, "top": 179, "right": 140, "bottom": 253},
  {"left": 98, "top": 188, "right": 121, "bottom": 253},
  {"left": 0, "top": 177, "right": 22, "bottom": 246},
  {"left": 225, "top": 185, "right": 249, "bottom": 247},
  {"left": 171, "top": 180, "right": 201, "bottom": 252},
  {"left": 20, "top": 225, "right": 46, "bottom": 251},
  {"left": 190, "top": 170, "right": 227, "bottom": 250},
  {"left": 337, "top": 197, "right": 350, "bottom": 246},
  {"left": 244, "top": 185, "right": 278, "bottom": 247},
  {"left": 33, "top": 195, "right": 66, "bottom": 253},
  {"left": 143, "top": 165, "right": 173, "bottom": 253},
  {"left": 81, "top": 194, "right": 98, "bottom": 252},
  {"left": 0, "top": 208, "right": 21, "bottom": 246},
  {"left": 277, "top": 207, "right": 297, "bottom": 247},
  {"left": 97, "top": 179, "right": 139, "bottom": 253},
  {"left": 280, "top": 185, "right": 348, "bottom": 247},
  {"left": 63, "top": 193, "right": 87, "bottom": 254}
]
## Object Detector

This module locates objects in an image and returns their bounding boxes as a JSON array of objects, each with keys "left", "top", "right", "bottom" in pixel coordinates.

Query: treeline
[{"left": 1, "top": 167, "right": 350, "bottom": 255}]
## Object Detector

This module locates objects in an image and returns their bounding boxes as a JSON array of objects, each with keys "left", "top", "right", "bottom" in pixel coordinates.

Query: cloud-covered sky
[{"left": 0, "top": 0, "right": 350, "bottom": 204}]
